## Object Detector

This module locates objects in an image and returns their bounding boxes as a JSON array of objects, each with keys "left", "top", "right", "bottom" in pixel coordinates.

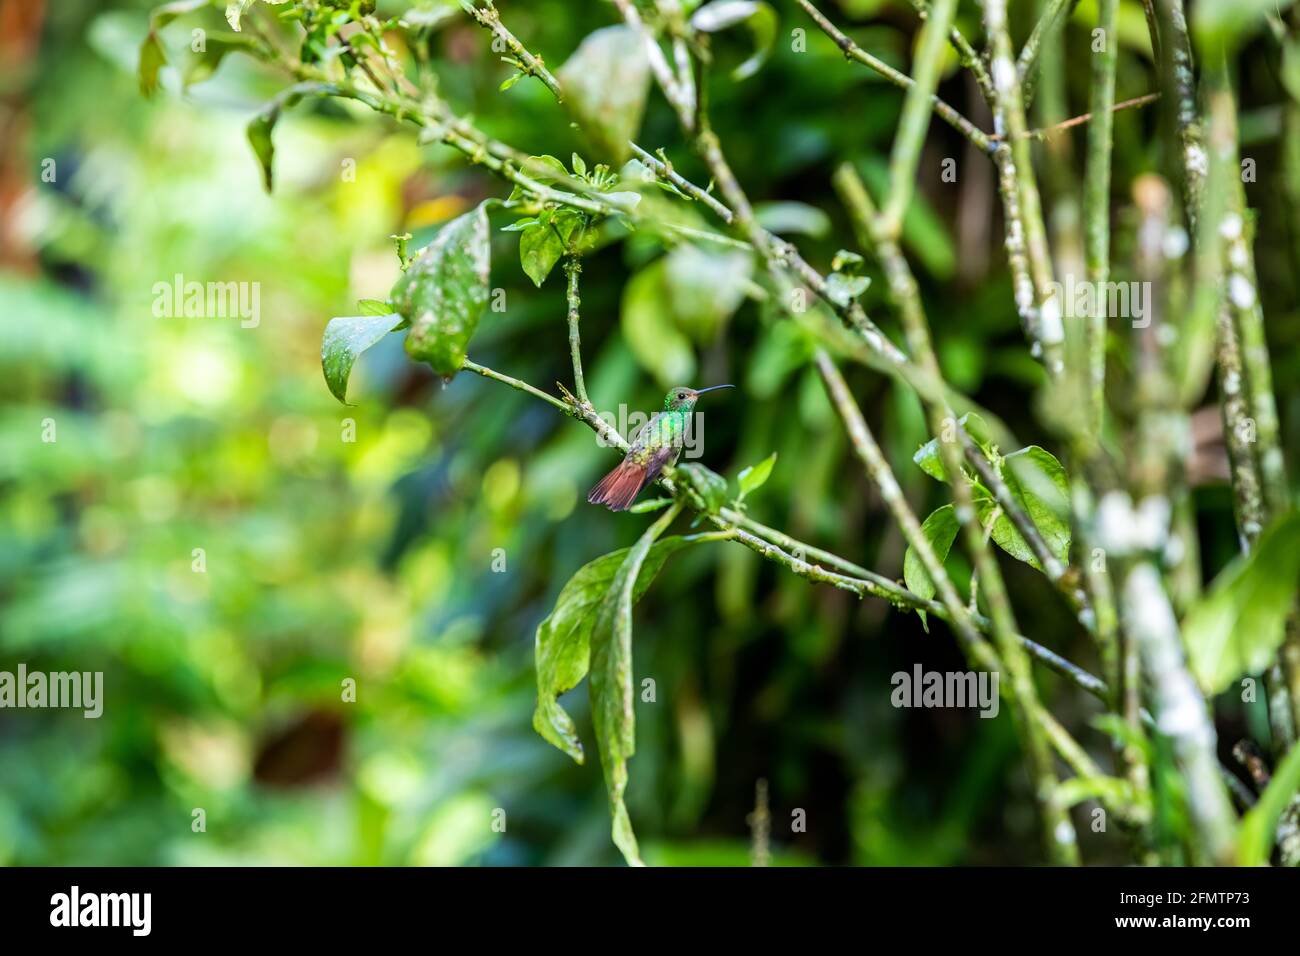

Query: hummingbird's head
[{"left": 663, "top": 384, "right": 734, "bottom": 413}]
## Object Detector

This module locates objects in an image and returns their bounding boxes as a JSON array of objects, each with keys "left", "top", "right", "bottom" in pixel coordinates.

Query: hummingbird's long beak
[{"left": 692, "top": 384, "right": 735, "bottom": 395}]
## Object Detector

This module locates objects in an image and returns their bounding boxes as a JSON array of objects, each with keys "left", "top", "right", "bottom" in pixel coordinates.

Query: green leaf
[
  {"left": 737, "top": 452, "right": 777, "bottom": 498},
  {"left": 533, "top": 535, "right": 692, "bottom": 763},
  {"left": 824, "top": 272, "right": 870, "bottom": 307},
  {"left": 245, "top": 82, "right": 331, "bottom": 193},
  {"left": 662, "top": 245, "right": 752, "bottom": 344},
  {"left": 356, "top": 298, "right": 393, "bottom": 316},
  {"left": 1183, "top": 512, "right": 1300, "bottom": 696},
  {"left": 1239, "top": 738, "right": 1300, "bottom": 866},
  {"left": 518, "top": 210, "right": 579, "bottom": 288},
  {"left": 677, "top": 462, "right": 728, "bottom": 514},
  {"left": 185, "top": 34, "right": 260, "bottom": 88},
  {"left": 621, "top": 259, "right": 696, "bottom": 386},
  {"left": 226, "top": 0, "right": 254, "bottom": 30},
  {"left": 139, "top": 0, "right": 212, "bottom": 97},
  {"left": 246, "top": 105, "right": 277, "bottom": 192},
  {"left": 394, "top": 202, "right": 493, "bottom": 377},
  {"left": 558, "top": 26, "right": 650, "bottom": 162},
  {"left": 753, "top": 201, "right": 831, "bottom": 238},
  {"left": 320, "top": 313, "right": 404, "bottom": 404},
  {"left": 912, "top": 412, "right": 992, "bottom": 482},
  {"left": 982, "top": 446, "right": 1071, "bottom": 570},
  {"left": 589, "top": 506, "right": 682, "bottom": 865},
  {"left": 690, "top": 1, "right": 778, "bottom": 80},
  {"left": 903, "top": 504, "right": 959, "bottom": 631},
  {"left": 226, "top": 0, "right": 287, "bottom": 32},
  {"left": 138, "top": 31, "right": 168, "bottom": 97}
]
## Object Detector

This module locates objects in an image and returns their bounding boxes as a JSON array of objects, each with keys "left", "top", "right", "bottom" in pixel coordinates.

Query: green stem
[
  {"left": 562, "top": 256, "right": 589, "bottom": 406},
  {"left": 795, "top": 0, "right": 994, "bottom": 157}
]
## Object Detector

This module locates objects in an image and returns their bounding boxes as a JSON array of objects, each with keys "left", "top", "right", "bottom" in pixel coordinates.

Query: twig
[
  {"left": 1017, "top": 0, "right": 1081, "bottom": 105},
  {"left": 562, "top": 255, "right": 588, "bottom": 406},
  {"left": 882, "top": 0, "right": 959, "bottom": 235},
  {"left": 795, "top": 0, "right": 995, "bottom": 155},
  {"left": 460, "top": 0, "right": 564, "bottom": 102},
  {"left": 983, "top": 0, "right": 1064, "bottom": 376}
]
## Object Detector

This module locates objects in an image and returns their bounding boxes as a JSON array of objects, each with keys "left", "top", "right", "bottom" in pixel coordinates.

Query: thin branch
[
  {"left": 629, "top": 142, "right": 733, "bottom": 223},
  {"left": 461, "top": 0, "right": 564, "bottom": 101},
  {"left": 1013, "top": 93, "right": 1160, "bottom": 142},
  {"left": 562, "top": 255, "right": 589, "bottom": 406},
  {"left": 1083, "top": 0, "right": 1120, "bottom": 441},
  {"left": 882, "top": 0, "right": 959, "bottom": 235},
  {"left": 983, "top": 0, "right": 1064, "bottom": 376},
  {"left": 795, "top": 0, "right": 995, "bottom": 155},
  {"left": 907, "top": 0, "right": 994, "bottom": 102},
  {"left": 1017, "top": 0, "right": 1081, "bottom": 105}
]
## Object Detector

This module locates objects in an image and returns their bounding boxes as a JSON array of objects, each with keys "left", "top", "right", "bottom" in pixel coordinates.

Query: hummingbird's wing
[{"left": 587, "top": 442, "right": 677, "bottom": 512}]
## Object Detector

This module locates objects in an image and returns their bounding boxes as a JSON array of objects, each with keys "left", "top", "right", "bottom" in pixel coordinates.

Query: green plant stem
[
  {"left": 833, "top": 163, "right": 1091, "bottom": 623},
  {"left": 795, "top": 0, "right": 994, "bottom": 157},
  {"left": 460, "top": 0, "right": 564, "bottom": 101},
  {"left": 882, "top": 0, "right": 959, "bottom": 234},
  {"left": 984, "top": 0, "right": 1064, "bottom": 377},
  {"left": 460, "top": 357, "right": 1111, "bottom": 705},
  {"left": 629, "top": 143, "right": 733, "bottom": 222},
  {"left": 907, "top": 0, "right": 994, "bottom": 101},
  {"left": 562, "top": 256, "right": 588, "bottom": 406},
  {"left": 817, "top": 350, "right": 1080, "bottom": 863},
  {"left": 1083, "top": 0, "right": 1119, "bottom": 439},
  {"left": 1017, "top": 0, "right": 1081, "bottom": 105}
]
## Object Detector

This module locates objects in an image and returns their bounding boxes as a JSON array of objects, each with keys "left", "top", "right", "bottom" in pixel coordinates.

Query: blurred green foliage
[{"left": 2, "top": 0, "right": 1297, "bottom": 866}]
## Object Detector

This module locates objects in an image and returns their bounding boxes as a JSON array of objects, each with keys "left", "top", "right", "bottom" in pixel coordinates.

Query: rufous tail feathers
[{"left": 587, "top": 459, "right": 650, "bottom": 511}]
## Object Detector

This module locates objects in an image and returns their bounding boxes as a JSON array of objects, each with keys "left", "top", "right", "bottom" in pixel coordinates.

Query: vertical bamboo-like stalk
[
  {"left": 1083, "top": 0, "right": 1118, "bottom": 437},
  {"left": 983, "top": 0, "right": 1063, "bottom": 375}
]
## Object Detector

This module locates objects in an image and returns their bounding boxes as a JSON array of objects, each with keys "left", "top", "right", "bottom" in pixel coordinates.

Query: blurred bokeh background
[{"left": 2, "top": 0, "right": 1297, "bottom": 865}]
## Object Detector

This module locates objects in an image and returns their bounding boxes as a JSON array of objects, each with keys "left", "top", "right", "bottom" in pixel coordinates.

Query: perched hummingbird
[{"left": 587, "top": 385, "right": 734, "bottom": 511}]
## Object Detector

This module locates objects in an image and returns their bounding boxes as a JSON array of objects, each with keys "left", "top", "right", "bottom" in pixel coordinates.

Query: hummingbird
[{"left": 587, "top": 385, "right": 734, "bottom": 511}]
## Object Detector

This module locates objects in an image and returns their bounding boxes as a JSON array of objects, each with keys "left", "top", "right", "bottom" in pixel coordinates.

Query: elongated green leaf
[
  {"left": 558, "top": 26, "right": 650, "bottom": 162},
  {"left": 1239, "top": 738, "right": 1300, "bottom": 866},
  {"left": 589, "top": 505, "right": 682, "bottom": 865},
  {"left": 395, "top": 202, "right": 492, "bottom": 376},
  {"left": 320, "top": 313, "right": 404, "bottom": 404},
  {"left": 138, "top": 0, "right": 211, "bottom": 96},
  {"left": 737, "top": 452, "right": 777, "bottom": 498},
  {"left": 246, "top": 83, "right": 334, "bottom": 193},
  {"left": 1183, "top": 512, "right": 1300, "bottom": 695},
  {"left": 903, "top": 504, "right": 959, "bottom": 630},
  {"left": 139, "top": 31, "right": 168, "bottom": 97},
  {"left": 533, "top": 536, "right": 692, "bottom": 763}
]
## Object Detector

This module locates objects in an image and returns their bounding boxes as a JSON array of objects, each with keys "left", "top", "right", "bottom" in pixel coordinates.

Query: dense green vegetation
[{"left": 4, "top": 0, "right": 1300, "bottom": 866}]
